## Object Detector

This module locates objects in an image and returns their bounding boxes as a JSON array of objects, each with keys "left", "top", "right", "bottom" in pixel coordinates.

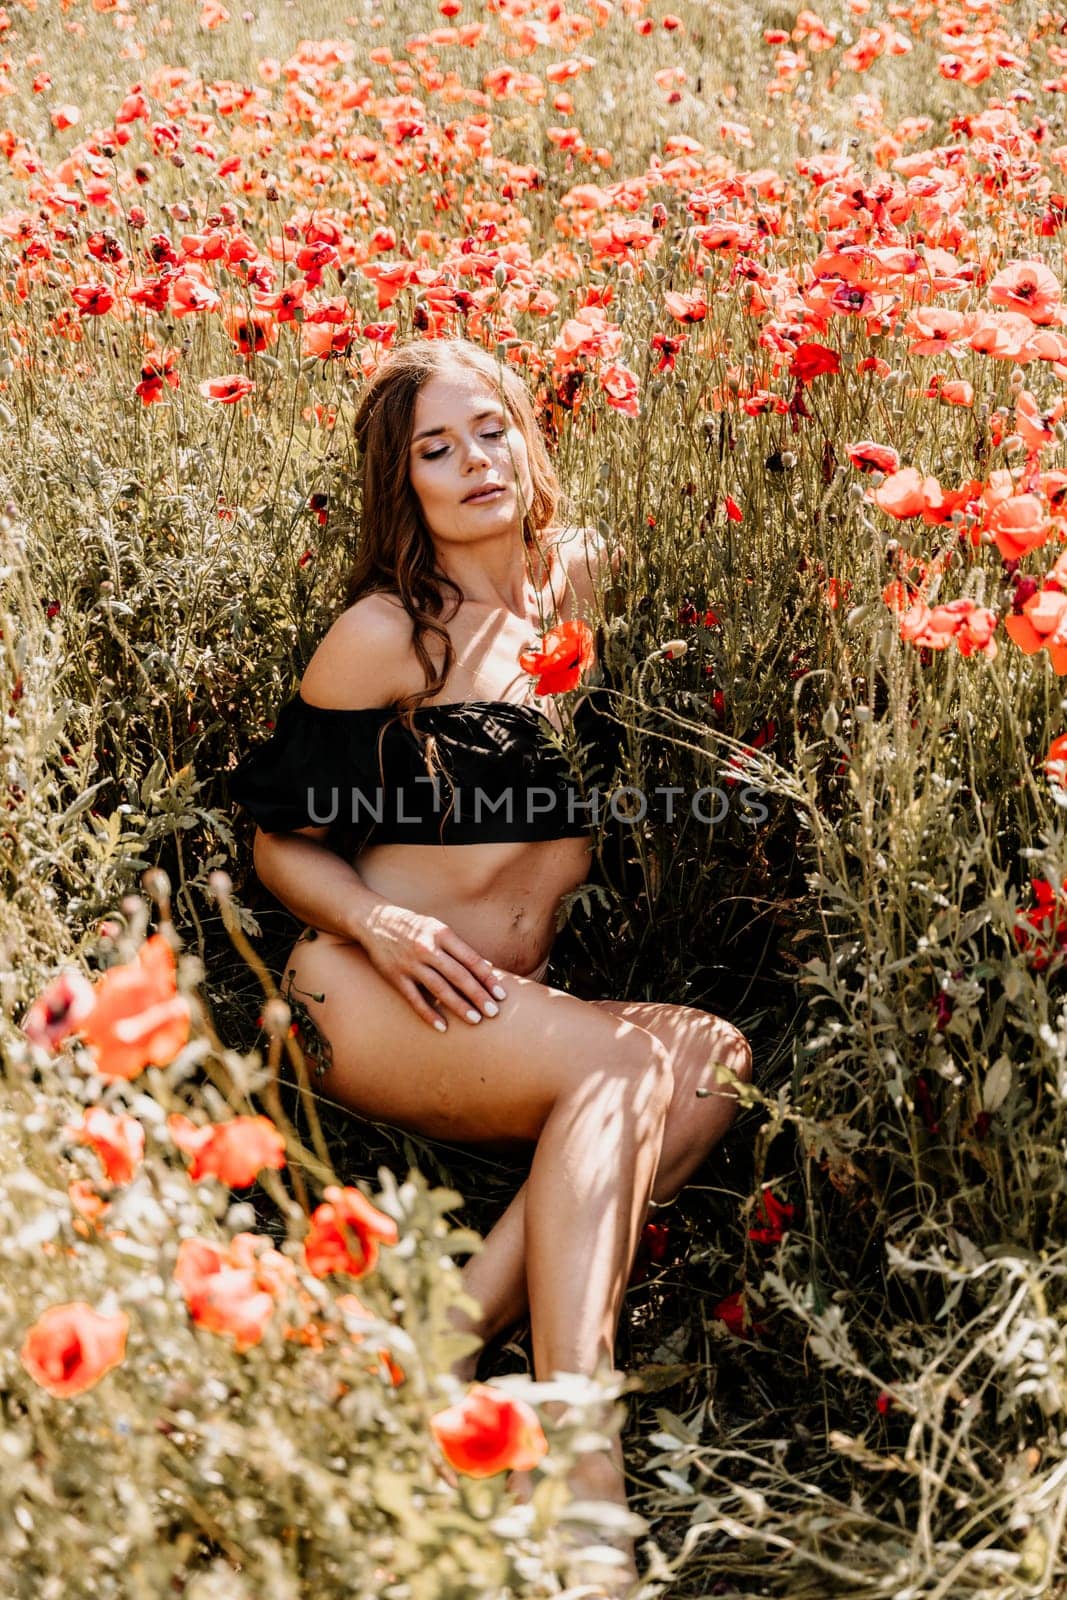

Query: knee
[
  {"left": 724, "top": 1025, "right": 753, "bottom": 1089},
  {"left": 620, "top": 1028, "right": 675, "bottom": 1122}
]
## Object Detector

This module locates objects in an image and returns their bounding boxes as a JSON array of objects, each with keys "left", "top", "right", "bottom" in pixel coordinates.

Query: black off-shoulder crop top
[{"left": 229, "top": 684, "right": 621, "bottom": 851}]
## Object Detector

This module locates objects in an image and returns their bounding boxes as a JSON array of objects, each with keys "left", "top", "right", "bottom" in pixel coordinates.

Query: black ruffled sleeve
[{"left": 228, "top": 694, "right": 390, "bottom": 836}]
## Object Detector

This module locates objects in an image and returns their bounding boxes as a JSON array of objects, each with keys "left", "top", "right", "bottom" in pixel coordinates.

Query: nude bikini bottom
[{"left": 525, "top": 954, "right": 551, "bottom": 984}]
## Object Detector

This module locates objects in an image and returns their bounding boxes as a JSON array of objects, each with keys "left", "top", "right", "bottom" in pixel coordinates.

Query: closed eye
[{"left": 422, "top": 428, "right": 505, "bottom": 460}]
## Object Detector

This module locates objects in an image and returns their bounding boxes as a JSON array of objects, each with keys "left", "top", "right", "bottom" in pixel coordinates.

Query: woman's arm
[
  {"left": 244, "top": 593, "right": 508, "bottom": 1028},
  {"left": 252, "top": 825, "right": 507, "bottom": 1028},
  {"left": 252, "top": 824, "right": 387, "bottom": 944}
]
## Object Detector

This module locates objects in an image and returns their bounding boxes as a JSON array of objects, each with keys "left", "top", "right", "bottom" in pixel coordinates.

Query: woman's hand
[{"left": 356, "top": 903, "right": 508, "bottom": 1031}]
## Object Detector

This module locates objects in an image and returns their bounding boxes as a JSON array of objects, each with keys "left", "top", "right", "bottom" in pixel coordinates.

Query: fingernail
[
  {"left": 466, "top": 1009, "right": 482, "bottom": 1024},
  {"left": 492, "top": 985, "right": 507, "bottom": 1001},
  {"left": 434, "top": 1018, "right": 447, "bottom": 1033},
  {"left": 484, "top": 1000, "right": 499, "bottom": 1017}
]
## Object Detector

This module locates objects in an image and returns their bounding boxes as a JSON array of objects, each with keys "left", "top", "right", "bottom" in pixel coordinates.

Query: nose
[{"left": 463, "top": 434, "right": 492, "bottom": 469}]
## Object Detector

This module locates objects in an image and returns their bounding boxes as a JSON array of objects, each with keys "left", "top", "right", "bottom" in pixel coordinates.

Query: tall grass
[{"left": 2, "top": 0, "right": 1067, "bottom": 1592}]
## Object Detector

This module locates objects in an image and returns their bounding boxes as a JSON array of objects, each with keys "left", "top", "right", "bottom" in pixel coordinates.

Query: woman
[{"left": 230, "top": 336, "right": 752, "bottom": 1591}]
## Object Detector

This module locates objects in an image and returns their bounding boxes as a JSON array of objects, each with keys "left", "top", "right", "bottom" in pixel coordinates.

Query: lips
[{"left": 463, "top": 484, "right": 505, "bottom": 503}]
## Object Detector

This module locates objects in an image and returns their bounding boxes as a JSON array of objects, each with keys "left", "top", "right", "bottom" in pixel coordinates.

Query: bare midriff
[{"left": 352, "top": 831, "right": 592, "bottom": 977}]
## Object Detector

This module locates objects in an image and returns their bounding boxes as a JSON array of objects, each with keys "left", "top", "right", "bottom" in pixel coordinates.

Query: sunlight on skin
[{"left": 451, "top": 1005, "right": 751, "bottom": 1377}]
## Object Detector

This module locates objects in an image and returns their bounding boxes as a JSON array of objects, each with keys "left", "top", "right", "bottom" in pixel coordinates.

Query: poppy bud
[
  {"left": 142, "top": 868, "right": 171, "bottom": 904},
  {"left": 660, "top": 639, "right": 688, "bottom": 659}
]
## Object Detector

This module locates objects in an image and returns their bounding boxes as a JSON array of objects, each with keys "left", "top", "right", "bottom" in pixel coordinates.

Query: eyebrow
[{"left": 412, "top": 405, "right": 504, "bottom": 443}]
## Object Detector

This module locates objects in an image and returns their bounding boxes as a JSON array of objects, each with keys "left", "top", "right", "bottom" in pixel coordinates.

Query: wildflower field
[{"left": 4, "top": 0, "right": 1067, "bottom": 1592}]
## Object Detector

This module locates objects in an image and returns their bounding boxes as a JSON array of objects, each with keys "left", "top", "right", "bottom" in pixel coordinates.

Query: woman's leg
[
  {"left": 285, "top": 934, "right": 675, "bottom": 1385},
  {"left": 455, "top": 995, "right": 753, "bottom": 1371}
]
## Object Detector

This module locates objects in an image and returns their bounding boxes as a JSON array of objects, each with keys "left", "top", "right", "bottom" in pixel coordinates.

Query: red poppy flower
[
  {"left": 936, "top": 379, "right": 974, "bottom": 407},
  {"left": 518, "top": 618, "right": 595, "bottom": 696},
  {"left": 747, "top": 1185, "right": 795, "bottom": 1245},
  {"left": 663, "top": 289, "right": 708, "bottom": 323},
  {"left": 65, "top": 1107, "right": 145, "bottom": 1186},
  {"left": 199, "top": 375, "right": 255, "bottom": 403},
  {"left": 1045, "top": 732, "right": 1067, "bottom": 785},
  {"left": 1005, "top": 583, "right": 1067, "bottom": 672},
  {"left": 174, "top": 1234, "right": 295, "bottom": 1352},
  {"left": 1015, "top": 877, "right": 1067, "bottom": 969},
  {"left": 171, "top": 273, "right": 221, "bottom": 317},
  {"left": 651, "top": 331, "right": 686, "bottom": 371},
  {"left": 20, "top": 1303, "right": 128, "bottom": 1398},
  {"left": 986, "top": 494, "right": 1050, "bottom": 563},
  {"left": 226, "top": 309, "right": 274, "bottom": 358},
  {"left": 71, "top": 284, "right": 115, "bottom": 317},
  {"left": 430, "top": 1384, "right": 548, "bottom": 1478},
  {"left": 600, "top": 360, "right": 640, "bottom": 416},
  {"left": 303, "top": 1185, "right": 399, "bottom": 1280},
  {"left": 127, "top": 274, "right": 174, "bottom": 313},
  {"left": 134, "top": 349, "right": 179, "bottom": 406},
  {"left": 253, "top": 279, "right": 307, "bottom": 322},
  {"left": 86, "top": 230, "right": 125, "bottom": 266},
  {"left": 711, "top": 1290, "right": 766, "bottom": 1339},
  {"left": 168, "top": 1114, "right": 287, "bottom": 1187},
  {"left": 847, "top": 440, "right": 900, "bottom": 474},
  {"left": 21, "top": 969, "right": 96, "bottom": 1053},
  {"left": 629, "top": 1218, "right": 671, "bottom": 1284},
  {"left": 790, "top": 341, "right": 841, "bottom": 382},
  {"left": 79, "top": 934, "right": 191, "bottom": 1081},
  {"left": 989, "top": 260, "right": 1063, "bottom": 326},
  {"left": 902, "top": 307, "right": 973, "bottom": 356},
  {"left": 873, "top": 467, "right": 939, "bottom": 520}
]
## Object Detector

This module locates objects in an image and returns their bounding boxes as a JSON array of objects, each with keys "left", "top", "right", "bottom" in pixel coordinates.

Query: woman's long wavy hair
[{"left": 346, "top": 338, "right": 563, "bottom": 748}]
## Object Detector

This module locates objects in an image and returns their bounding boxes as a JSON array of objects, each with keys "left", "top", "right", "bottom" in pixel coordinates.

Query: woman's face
[{"left": 407, "top": 366, "right": 534, "bottom": 549}]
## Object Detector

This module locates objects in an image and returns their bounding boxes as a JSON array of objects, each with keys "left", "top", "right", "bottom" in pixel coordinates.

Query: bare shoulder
[
  {"left": 549, "top": 523, "right": 620, "bottom": 613},
  {"left": 299, "top": 592, "right": 414, "bottom": 710}
]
